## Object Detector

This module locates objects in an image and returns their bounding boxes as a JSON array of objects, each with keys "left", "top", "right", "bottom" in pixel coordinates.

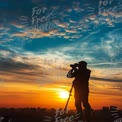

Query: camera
[{"left": 70, "top": 63, "right": 79, "bottom": 68}]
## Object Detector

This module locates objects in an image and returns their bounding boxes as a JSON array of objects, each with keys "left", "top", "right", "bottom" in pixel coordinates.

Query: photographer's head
[{"left": 78, "top": 61, "right": 87, "bottom": 69}]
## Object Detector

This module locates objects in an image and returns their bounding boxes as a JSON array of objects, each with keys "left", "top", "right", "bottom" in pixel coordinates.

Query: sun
[{"left": 59, "top": 91, "right": 69, "bottom": 99}]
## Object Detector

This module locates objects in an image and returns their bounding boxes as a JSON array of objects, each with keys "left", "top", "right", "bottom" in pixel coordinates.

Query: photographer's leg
[
  {"left": 75, "top": 92, "right": 83, "bottom": 121},
  {"left": 83, "top": 95, "right": 91, "bottom": 122}
]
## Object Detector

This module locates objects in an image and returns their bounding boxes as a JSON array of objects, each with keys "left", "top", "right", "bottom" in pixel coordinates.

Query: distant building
[{"left": 102, "top": 107, "right": 109, "bottom": 111}]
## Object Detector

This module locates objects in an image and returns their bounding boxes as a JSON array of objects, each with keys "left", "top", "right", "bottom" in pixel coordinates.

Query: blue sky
[{"left": 0, "top": 0, "right": 122, "bottom": 108}]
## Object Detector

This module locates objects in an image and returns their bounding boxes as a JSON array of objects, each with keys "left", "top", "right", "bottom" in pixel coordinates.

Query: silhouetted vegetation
[{"left": 0, "top": 107, "right": 122, "bottom": 122}]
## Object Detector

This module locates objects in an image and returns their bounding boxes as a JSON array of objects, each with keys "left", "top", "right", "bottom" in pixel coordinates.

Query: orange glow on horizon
[{"left": 0, "top": 81, "right": 122, "bottom": 110}]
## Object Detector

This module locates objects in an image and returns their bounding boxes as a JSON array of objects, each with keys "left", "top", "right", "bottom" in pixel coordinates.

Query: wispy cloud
[{"left": 91, "top": 77, "right": 122, "bottom": 82}]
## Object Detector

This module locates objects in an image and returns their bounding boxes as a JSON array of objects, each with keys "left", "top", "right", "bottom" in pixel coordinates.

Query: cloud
[
  {"left": 0, "top": 55, "right": 57, "bottom": 85},
  {"left": 10, "top": 21, "right": 25, "bottom": 29},
  {"left": 65, "top": 29, "right": 77, "bottom": 33},
  {"left": 100, "top": 29, "right": 122, "bottom": 58},
  {"left": 11, "top": 28, "right": 58, "bottom": 38},
  {"left": 66, "top": 8, "right": 72, "bottom": 13},
  {"left": 106, "top": 12, "right": 122, "bottom": 18},
  {"left": 0, "top": 50, "right": 11, "bottom": 57},
  {"left": 0, "top": 58, "right": 39, "bottom": 72},
  {"left": 58, "top": 22, "right": 69, "bottom": 28},
  {"left": 91, "top": 76, "right": 122, "bottom": 82}
]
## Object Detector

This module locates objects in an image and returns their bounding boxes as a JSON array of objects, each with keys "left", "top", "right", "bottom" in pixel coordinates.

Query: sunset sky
[{"left": 0, "top": 0, "right": 122, "bottom": 110}]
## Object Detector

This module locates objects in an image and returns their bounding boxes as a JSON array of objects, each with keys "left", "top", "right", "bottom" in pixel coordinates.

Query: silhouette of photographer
[{"left": 67, "top": 61, "right": 92, "bottom": 122}]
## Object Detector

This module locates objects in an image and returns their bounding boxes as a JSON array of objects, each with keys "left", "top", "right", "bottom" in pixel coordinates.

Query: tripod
[{"left": 64, "top": 82, "right": 74, "bottom": 111}]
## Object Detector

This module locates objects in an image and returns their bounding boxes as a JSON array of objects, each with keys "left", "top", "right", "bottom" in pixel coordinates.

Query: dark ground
[{"left": 0, "top": 108, "right": 122, "bottom": 122}]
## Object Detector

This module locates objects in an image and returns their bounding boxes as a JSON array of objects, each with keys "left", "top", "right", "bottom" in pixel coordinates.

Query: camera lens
[{"left": 70, "top": 64, "right": 74, "bottom": 67}]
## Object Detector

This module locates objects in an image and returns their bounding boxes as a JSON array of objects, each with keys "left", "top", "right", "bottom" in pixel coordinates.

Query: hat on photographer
[{"left": 78, "top": 61, "right": 87, "bottom": 68}]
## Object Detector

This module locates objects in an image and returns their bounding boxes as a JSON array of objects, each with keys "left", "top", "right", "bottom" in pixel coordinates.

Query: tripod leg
[
  {"left": 64, "top": 96, "right": 70, "bottom": 111},
  {"left": 64, "top": 85, "right": 73, "bottom": 111}
]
